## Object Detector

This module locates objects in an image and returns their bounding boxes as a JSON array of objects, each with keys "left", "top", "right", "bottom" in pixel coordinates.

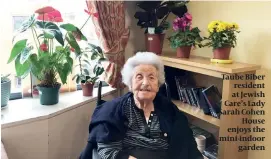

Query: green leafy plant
[
  {"left": 203, "top": 20, "right": 240, "bottom": 49},
  {"left": 1, "top": 74, "right": 11, "bottom": 83},
  {"left": 134, "top": 1, "right": 189, "bottom": 34},
  {"left": 168, "top": 12, "right": 203, "bottom": 49},
  {"left": 72, "top": 43, "right": 106, "bottom": 84},
  {"left": 7, "top": 6, "right": 92, "bottom": 88}
]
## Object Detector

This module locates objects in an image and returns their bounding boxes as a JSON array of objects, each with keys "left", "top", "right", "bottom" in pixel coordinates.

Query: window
[{"left": 0, "top": 0, "right": 100, "bottom": 99}]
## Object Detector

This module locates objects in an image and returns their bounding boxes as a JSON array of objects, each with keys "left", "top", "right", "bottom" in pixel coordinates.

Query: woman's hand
[{"left": 128, "top": 156, "right": 137, "bottom": 159}]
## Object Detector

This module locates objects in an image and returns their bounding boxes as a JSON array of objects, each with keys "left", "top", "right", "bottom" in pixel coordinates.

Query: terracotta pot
[
  {"left": 176, "top": 46, "right": 192, "bottom": 58},
  {"left": 213, "top": 47, "right": 231, "bottom": 60},
  {"left": 145, "top": 34, "right": 165, "bottom": 55},
  {"left": 81, "top": 82, "right": 94, "bottom": 96}
]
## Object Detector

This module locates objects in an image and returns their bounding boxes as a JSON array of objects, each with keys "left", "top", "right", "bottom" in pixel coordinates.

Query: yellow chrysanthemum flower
[
  {"left": 208, "top": 28, "right": 214, "bottom": 33},
  {"left": 230, "top": 22, "right": 239, "bottom": 30},
  {"left": 224, "top": 22, "right": 231, "bottom": 29},
  {"left": 216, "top": 22, "right": 227, "bottom": 32},
  {"left": 208, "top": 20, "right": 222, "bottom": 32}
]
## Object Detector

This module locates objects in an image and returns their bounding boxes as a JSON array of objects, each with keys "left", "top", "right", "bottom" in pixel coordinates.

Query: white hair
[{"left": 121, "top": 52, "right": 165, "bottom": 90}]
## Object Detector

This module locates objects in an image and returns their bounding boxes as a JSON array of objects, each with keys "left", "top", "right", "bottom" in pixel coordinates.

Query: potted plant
[
  {"left": 1, "top": 74, "right": 11, "bottom": 108},
  {"left": 168, "top": 12, "right": 203, "bottom": 58},
  {"left": 134, "top": 1, "right": 189, "bottom": 55},
  {"left": 203, "top": 20, "right": 240, "bottom": 60},
  {"left": 72, "top": 43, "right": 106, "bottom": 96},
  {"left": 7, "top": 6, "right": 91, "bottom": 105}
]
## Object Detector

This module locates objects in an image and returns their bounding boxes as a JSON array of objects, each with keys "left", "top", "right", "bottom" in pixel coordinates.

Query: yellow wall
[{"left": 164, "top": 1, "right": 270, "bottom": 159}]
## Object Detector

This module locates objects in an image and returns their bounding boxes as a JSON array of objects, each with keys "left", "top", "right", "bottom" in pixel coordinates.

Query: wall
[
  {"left": 164, "top": 1, "right": 270, "bottom": 159},
  {"left": 1, "top": 91, "right": 118, "bottom": 159},
  {"left": 124, "top": 1, "right": 146, "bottom": 60}
]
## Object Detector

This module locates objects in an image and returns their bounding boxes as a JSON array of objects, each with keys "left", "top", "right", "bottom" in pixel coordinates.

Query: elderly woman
[{"left": 80, "top": 52, "right": 203, "bottom": 159}]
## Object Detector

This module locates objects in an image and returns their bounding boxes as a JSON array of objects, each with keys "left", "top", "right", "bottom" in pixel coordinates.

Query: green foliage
[
  {"left": 72, "top": 43, "right": 106, "bottom": 84},
  {"left": 202, "top": 21, "right": 240, "bottom": 49},
  {"left": 203, "top": 30, "right": 240, "bottom": 49},
  {"left": 135, "top": 1, "right": 189, "bottom": 34},
  {"left": 168, "top": 27, "right": 203, "bottom": 49},
  {"left": 8, "top": 12, "right": 90, "bottom": 87}
]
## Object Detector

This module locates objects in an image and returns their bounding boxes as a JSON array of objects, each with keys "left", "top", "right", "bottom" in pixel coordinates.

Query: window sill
[{"left": 1, "top": 86, "right": 117, "bottom": 129}]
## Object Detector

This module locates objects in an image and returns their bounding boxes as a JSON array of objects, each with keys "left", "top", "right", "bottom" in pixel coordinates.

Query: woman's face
[{"left": 131, "top": 64, "right": 159, "bottom": 102}]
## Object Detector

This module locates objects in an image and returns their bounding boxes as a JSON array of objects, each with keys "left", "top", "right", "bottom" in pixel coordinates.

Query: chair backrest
[{"left": 96, "top": 81, "right": 106, "bottom": 106}]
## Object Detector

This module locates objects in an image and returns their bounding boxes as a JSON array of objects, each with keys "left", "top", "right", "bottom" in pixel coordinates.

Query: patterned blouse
[{"left": 97, "top": 96, "right": 169, "bottom": 159}]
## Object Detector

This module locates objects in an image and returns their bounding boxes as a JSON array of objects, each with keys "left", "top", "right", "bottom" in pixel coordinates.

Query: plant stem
[
  {"left": 33, "top": 27, "right": 40, "bottom": 47},
  {"left": 80, "top": 15, "right": 91, "bottom": 30},
  {"left": 159, "top": 12, "right": 170, "bottom": 28},
  {"left": 79, "top": 56, "right": 83, "bottom": 77},
  {"left": 31, "top": 27, "right": 39, "bottom": 52},
  {"left": 51, "top": 39, "right": 54, "bottom": 54},
  {"left": 63, "top": 15, "right": 92, "bottom": 51}
]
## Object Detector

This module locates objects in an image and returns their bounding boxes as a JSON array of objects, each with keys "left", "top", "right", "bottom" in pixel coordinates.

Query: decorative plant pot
[
  {"left": 176, "top": 46, "right": 192, "bottom": 58},
  {"left": 213, "top": 47, "right": 232, "bottom": 60},
  {"left": 1, "top": 80, "right": 11, "bottom": 107},
  {"left": 81, "top": 82, "right": 94, "bottom": 96},
  {"left": 145, "top": 33, "right": 165, "bottom": 55},
  {"left": 37, "top": 85, "right": 61, "bottom": 105}
]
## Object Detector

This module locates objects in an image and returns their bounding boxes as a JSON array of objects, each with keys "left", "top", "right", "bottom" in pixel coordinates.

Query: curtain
[{"left": 86, "top": 1, "right": 130, "bottom": 88}]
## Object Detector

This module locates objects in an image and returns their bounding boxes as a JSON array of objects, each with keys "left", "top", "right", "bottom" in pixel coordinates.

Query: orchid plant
[
  {"left": 7, "top": 6, "right": 95, "bottom": 88},
  {"left": 168, "top": 12, "right": 203, "bottom": 49}
]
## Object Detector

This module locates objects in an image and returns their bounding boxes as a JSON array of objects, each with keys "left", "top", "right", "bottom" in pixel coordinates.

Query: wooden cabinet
[{"left": 160, "top": 54, "right": 261, "bottom": 159}]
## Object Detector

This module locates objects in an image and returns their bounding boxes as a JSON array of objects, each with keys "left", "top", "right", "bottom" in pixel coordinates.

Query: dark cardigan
[{"left": 79, "top": 92, "right": 203, "bottom": 159}]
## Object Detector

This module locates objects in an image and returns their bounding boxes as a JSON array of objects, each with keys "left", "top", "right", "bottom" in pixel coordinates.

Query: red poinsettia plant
[{"left": 7, "top": 6, "right": 96, "bottom": 88}]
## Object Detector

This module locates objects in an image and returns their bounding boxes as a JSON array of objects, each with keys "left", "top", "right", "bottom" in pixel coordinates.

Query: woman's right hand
[{"left": 128, "top": 156, "right": 137, "bottom": 159}]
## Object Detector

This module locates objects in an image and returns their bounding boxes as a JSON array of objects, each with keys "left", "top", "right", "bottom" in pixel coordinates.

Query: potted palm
[
  {"left": 203, "top": 20, "right": 240, "bottom": 60},
  {"left": 168, "top": 12, "right": 203, "bottom": 58},
  {"left": 1, "top": 74, "right": 11, "bottom": 107},
  {"left": 134, "top": 1, "right": 189, "bottom": 55},
  {"left": 72, "top": 43, "right": 106, "bottom": 96},
  {"left": 7, "top": 6, "right": 91, "bottom": 105}
]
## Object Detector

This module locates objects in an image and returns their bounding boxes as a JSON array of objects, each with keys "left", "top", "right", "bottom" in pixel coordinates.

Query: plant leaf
[
  {"left": 83, "top": 53, "right": 89, "bottom": 59},
  {"left": 83, "top": 69, "right": 89, "bottom": 75},
  {"left": 95, "top": 66, "right": 104, "bottom": 76},
  {"left": 13, "top": 14, "right": 35, "bottom": 42},
  {"left": 16, "top": 14, "right": 36, "bottom": 33},
  {"left": 60, "top": 23, "right": 77, "bottom": 31},
  {"left": 66, "top": 56, "right": 73, "bottom": 68},
  {"left": 36, "top": 21, "right": 59, "bottom": 30},
  {"left": 43, "top": 31, "right": 54, "bottom": 39},
  {"left": 66, "top": 32, "right": 81, "bottom": 53},
  {"left": 72, "top": 74, "right": 79, "bottom": 81},
  {"left": 15, "top": 55, "right": 31, "bottom": 77},
  {"left": 77, "top": 29, "right": 87, "bottom": 41},
  {"left": 56, "top": 63, "right": 71, "bottom": 84},
  {"left": 76, "top": 75, "right": 80, "bottom": 84},
  {"left": 91, "top": 53, "right": 98, "bottom": 60},
  {"left": 29, "top": 54, "right": 43, "bottom": 80},
  {"left": 8, "top": 39, "right": 27, "bottom": 63},
  {"left": 83, "top": 59, "right": 91, "bottom": 66},
  {"left": 88, "top": 43, "right": 102, "bottom": 53},
  {"left": 51, "top": 30, "right": 64, "bottom": 46},
  {"left": 98, "top": 57, "right": 107, "bottom": 63},
  {"left": 20, "top": 45, "right": 33, "bottom": 64},
  {"left": 36, "top": 21, "right": 64, "bottom": 46}
]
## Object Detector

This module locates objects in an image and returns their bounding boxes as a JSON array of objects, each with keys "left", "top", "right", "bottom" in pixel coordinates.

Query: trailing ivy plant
[
  {"left": 7, "top": 6, "right": 92, "bottom": 88},
  {"left": 73, "top": 43, "right": 106, "bottom": 84}
]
